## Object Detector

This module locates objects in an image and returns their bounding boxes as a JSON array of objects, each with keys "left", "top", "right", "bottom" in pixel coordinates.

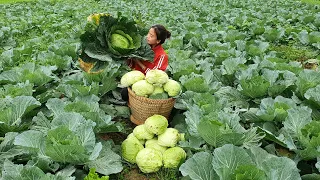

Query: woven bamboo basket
[{"left": 128, "top": 87, "right": 176, "bottom": 125}]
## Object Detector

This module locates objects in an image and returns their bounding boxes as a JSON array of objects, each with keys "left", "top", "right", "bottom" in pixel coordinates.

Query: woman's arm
[{"left": 133, "top": 59, "right": 146, "bottom": 70}]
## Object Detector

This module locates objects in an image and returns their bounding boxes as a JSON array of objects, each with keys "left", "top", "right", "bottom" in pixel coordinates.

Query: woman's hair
[{"left": 151, "top": 24, "right": 171, "bottom": 44}]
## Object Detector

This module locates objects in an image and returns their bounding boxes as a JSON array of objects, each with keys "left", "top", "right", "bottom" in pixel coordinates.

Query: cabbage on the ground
[
  {"left": 120, "top": 115, "right": 186, "bottom": 173},
  {"left": 144, "top": 114, "right": 168, "bottom": 135},
  {"left": 133, "top": 124, "right": 154, "bottom": 140},
  {"left": 163, "top": 147, "right": 186, "bottom": 168},
  {"left": 145, "top": 138, "right": 168, "bottom": 154},
  {"left": 136, "top": 148, "right": 163, "bottom": 173},
  {"left": 121, "top": 134, "right": 144, "bottom": 163},
  {"left": 158, "top": 128, "right": 180, "bottom": 147}
]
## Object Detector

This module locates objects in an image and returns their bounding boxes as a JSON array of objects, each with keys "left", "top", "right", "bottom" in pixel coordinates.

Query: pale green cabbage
[
  {"left": 145, "top": 138, "right": 167, "bottom": 154},
  {"left": 120, "top": 70, "right": 145, "bottom": 87},
  {"left": 133, "top": 124, "right": 154, "bottom": 140},
  {"left": 136, "top": 148, "right": 163, "bottom": 173},
  {"left": 132, "top": 80, "right": 154, "bottom": 97},
  {"left": 121, "top": 134, "right": 144, "bottom": 164},
  {"left": 163, "top": 147, "right": 186, "bottom": 168},
  {"left": 127, "top": 133, "right": 145, "bottom": 145},
  {"left": 163, "top": 79, "right": 182, "bottom": 97},
  {"left": 111, "top": 33, "right": 130, "bottom": 49},
  {"left": 144, "top": 114, "right": 168, "bottom": 135},
  {"left": 145, "top": 69, "right": 169, "bottom": 86},
  {"left": 157, "top": 128, "right": 180, "bottom": 147},
  {"left": 151, "top": 85, "right": 164, "bottom": 95}
]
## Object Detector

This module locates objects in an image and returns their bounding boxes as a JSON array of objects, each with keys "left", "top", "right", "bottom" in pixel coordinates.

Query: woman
[
  {"left": 127, "top": 24, "right": 171, "bottom": 74},
  {"left": 122, "top": 24, "right": 171, "bottom": 101}
]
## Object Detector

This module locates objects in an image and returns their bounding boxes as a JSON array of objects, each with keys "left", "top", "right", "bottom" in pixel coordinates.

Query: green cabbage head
[
  {"left": 133, "top": 124, "right": 154, "bottom": 140},
  {"left": 145, "top": 138, "right": 167, "bottom": 154},
  {"left": 163, "top": 147, "right": 186, "bottom": 168},
  {"left": 120, "top": 70, "right": 145, "bottom": 87},
  {"left": 127, "top": 133, "right": 145, "bottom": 145},
  {"left": 136, "top": 148, "right": 163, "bottom": 173},
  {"left": 144, "top": 114, "right": 168, "bottom": 135},
  {"left": 132, "top": 80, "right": 154, "bottom": 97},
  {"left": 107, "top": 24, "right": 142, "bottom": 55},
  {"left": 163, "top": 79, "right": 182, "bottom": 97},
  {"left": 145, "top": 69, "right": 169, "bottom": 86},
  {"left": 151, "top": 85, "right": 164, "bottom": 95},
  {"left": 121, "top": 134, "right": 144, "bottom": 164},
  {"left": 157, "top": 128, "right": 180, "bottom": 147}
]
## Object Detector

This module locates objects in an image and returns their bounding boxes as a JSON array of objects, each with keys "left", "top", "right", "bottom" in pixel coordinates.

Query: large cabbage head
[
  {"left": 163, "top": 147, "right": 186, "bottom": 168},
  {"left": 133, "top": 124, "right": 154, "bottom": 140},
  {"left": 157, "top": 128, "right": 180, "bottom": 147},
  {"left": 121, "top": 135, "right": 144, "bottom": 164},
  {"left": 163, "top": 79, "right": 182, "bottom": 97},
  {"left": 107, "top": 24, "right": 142, "bottom": 55},
  {"left": 145, "top": 69, "right": 169, "bottom": 86},
  {"left": 132, "top": 80, "right": 154, "bottom": 97},
  {"left": 144, "top": 114, "right": 168, "bottom": 135},
  {"left": 145, "top": 138, "right": 167, "bottom": 154},
  {"left": 136, "top": 148, "right": 163, "bottom": 173},
  {"left": 120, "top": 70, "right": 145, "bottom": 87}
]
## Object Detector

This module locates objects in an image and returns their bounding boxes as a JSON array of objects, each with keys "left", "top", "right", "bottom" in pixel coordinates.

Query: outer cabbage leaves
[{"left": 78, "top": 13, "right": 154, "bottom": 73}]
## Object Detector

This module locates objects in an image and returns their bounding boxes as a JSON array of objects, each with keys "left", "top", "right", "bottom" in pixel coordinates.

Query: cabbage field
[{"left": 1, "top": 0, "right": 320, "bottom": 179}]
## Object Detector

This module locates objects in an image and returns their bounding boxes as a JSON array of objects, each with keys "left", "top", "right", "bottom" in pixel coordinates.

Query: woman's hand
[{"left": 133, "top": 59, "right": 146, "bottom": 70}]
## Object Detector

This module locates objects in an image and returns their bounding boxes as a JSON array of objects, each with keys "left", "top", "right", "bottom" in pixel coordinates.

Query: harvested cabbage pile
[
  {"left": 121, "top": 114, "right": 186, "bottom": 173},
  {"left": 120, "top": 69, "right": 182, "bottom": 98}
]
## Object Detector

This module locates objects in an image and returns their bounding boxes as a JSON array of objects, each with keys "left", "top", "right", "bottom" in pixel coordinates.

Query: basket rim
[{"left": 127, "top": 87, "right": 175, "bottom": 102}]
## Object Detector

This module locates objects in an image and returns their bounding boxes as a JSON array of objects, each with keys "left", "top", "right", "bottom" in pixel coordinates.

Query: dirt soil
[{"left": 124, "top": 168, "right": 150, "bottom": 180}]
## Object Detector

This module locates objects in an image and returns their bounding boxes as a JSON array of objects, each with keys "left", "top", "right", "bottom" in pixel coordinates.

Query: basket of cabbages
[{"left": 120, "top": 70, "right": 181, "bottom": 125}]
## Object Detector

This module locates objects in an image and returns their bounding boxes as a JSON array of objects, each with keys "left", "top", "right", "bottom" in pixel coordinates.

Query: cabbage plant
[{"left": 78, "top": 13, "right": 154, "bottom": 73}]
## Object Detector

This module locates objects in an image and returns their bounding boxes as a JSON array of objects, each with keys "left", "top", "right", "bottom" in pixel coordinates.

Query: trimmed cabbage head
[
  {"left": 120, "top": 70, "right": 145, "bottom": 87},
  {"left": 133, "top": 124, "right": 154, "bottom": 140},
  {"left": 163, "top": 79, "right": 182, "bottom": 97},
  {"left": 132, "top": 80, "right": 154, "bottom": 97},
  {"left": 127, "top": 133, "right": 145, "bottom": 145},
  {"left": 121, "top": 135, "right": 144, "bottom": 164},
  {"left": 136, "top": 148, "right": 163, "bottom": 173},
  {"left": 163, "top": 147, "right": 186, "bottom": 168},
  {"left": 157, "top": 128, "right": 180, "bottom": 147},
  {"left": 145, "top": 114, "right": 168, "bottom": 135},
  {"left": 146, "top": 69, "right": 169, "bottom": 86},
  {"left": 151, "top": 85, "right": 164, "bottom": 95},
  {"left": 145, "top": 138, "right": 167, "bottom": 154}
]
